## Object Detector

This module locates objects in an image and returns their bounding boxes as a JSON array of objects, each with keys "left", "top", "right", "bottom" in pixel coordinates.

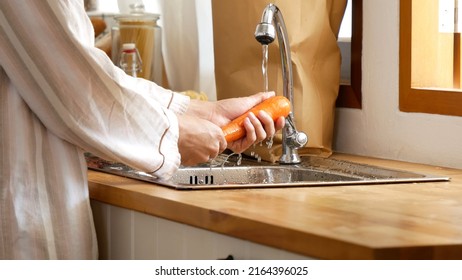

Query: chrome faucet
[{"left": 254, "top": 3, "right": 308, "bottom": 164}]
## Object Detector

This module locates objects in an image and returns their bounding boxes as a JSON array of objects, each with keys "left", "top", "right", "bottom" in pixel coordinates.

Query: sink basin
[
  {"left": 174, "top": 165, "right": 358, "bottom": 186},
  {"left": 86, "top": 153, "right": 450, "bottom": 190}
]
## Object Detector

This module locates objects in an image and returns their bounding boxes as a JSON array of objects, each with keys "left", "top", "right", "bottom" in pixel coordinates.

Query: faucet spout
[{"left": 255, "top": 4, "right": 308, "bottom": 164}]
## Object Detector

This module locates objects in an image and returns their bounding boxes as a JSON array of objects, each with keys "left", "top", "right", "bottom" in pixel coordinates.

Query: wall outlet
[{"left": 439, "top": 0, "right": 462, "bottom": 33}]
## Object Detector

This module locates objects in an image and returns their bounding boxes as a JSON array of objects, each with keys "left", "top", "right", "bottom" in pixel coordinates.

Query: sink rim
[
  {"left": 159, "top": 165, "right": 449, "bottom": 190},
  {"left": 85, "top": 154, "right": 450, "bottom": 190}
]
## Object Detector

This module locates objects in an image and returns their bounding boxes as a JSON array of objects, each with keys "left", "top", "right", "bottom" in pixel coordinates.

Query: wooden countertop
[{"left": 88, "top": 154, "right": 462, "bottom": 259}]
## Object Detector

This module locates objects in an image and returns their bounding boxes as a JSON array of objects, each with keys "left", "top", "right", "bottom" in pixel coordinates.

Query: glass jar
[
  {"left": 118, "top": 43, "right": 142, "bottom": 77},
  {"left": 112, "top": 12, "right": 162, "bottom": 84}
]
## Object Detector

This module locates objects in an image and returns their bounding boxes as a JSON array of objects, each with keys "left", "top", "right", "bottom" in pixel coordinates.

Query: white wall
[{"left": 334, "top": 0, "right": 462, "bottom": 169}]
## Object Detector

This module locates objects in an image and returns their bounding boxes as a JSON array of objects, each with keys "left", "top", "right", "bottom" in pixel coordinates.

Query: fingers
[
  {"left": 257, "top": 110, "right": 277, "bottom": 138},
  {"left": 275, "top": 116, "right": 286, "bottom": 131},
  {"left": 178, "top": 116, "right": 228, "bottom": 165},
  {"left": 247, "top": 112, "right": 266, "bottom": 142},
  {"left": 218, "top": 134, "right": 227, "bottom": 154},
  {"left": 207, "top": 130, "right": 227, "bottom": 161},
  {"left": 257, "top": 91, "right": 276, "bottom": 99},
  {"left": 181, "top": 141, "right": 223, "bottom": 166},
  {"left": 251, "top": 91, "right": 276, "bottom": 105},
  {"left": 242, "top": 111, "right": 279, "bottom": 144},
  {"left": 209, "top": 134, "right": 227, "bottom": 160},
  {"left": 242, "top": 115, "right": 257, "bottom": 143}
]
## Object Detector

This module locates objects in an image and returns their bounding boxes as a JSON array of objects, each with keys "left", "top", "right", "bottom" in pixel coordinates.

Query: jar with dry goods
[{"left": 112, "top": 12, "right": 162, "bottom": 84}]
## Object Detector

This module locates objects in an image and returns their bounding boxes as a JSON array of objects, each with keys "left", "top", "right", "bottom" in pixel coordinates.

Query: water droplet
[
  {"left": 236, "top": 154, "right": 243, "bottom": 166},
  {"left": 266, "top": 136, "right": 274, "bottom": 149}
]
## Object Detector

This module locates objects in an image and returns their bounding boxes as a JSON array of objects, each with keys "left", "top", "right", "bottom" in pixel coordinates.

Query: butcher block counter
[{"left": 88, "top": 153, "right": 462, "bottom": 259}]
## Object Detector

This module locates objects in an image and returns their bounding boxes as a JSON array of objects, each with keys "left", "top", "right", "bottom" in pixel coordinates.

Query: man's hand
[
  {"left": 183, "top": 91, "right": 286, "bottom": 155},
  {"left": 176, "top": 115, "right": 227, "bottom": 165}
]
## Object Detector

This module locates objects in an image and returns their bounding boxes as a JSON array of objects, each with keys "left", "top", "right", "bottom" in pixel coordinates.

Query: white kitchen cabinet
[{"left": 91, "top": 200, "right": 312, "bottom": 260}]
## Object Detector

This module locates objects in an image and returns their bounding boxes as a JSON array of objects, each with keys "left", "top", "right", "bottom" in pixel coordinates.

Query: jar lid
[
  {"left": 114, "top": 12, "right": 160, "bottom": 22},
  {"left": 121, "top": 43, "right": 136, "bottom": 50}
]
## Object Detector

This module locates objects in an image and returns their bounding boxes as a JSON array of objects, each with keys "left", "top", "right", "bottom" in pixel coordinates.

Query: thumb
[{"left": 248, "top": 91, "right": 276, "bottom": 106}]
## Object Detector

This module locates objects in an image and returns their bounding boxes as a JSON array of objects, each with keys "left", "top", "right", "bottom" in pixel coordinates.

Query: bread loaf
[{"left": 90, "top": 17, "right": 107, "bottom": 38}]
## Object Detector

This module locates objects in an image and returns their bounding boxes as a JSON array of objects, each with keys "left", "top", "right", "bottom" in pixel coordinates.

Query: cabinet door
[{"left": 91, "top": 200, "right": 312, "bottom": 260}]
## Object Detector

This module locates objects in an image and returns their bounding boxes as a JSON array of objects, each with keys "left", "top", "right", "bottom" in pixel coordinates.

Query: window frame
[
  {"left": 399, "top": 0, "right": 462, "bottom": 117},
  {"left": 336, "top": 0, "right": 363, "bottom": 109}
]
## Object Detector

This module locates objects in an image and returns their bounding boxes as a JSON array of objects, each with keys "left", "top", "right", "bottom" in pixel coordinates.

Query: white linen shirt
[{"left": 0, "top": 0, "right": 189, "bottom": 259}]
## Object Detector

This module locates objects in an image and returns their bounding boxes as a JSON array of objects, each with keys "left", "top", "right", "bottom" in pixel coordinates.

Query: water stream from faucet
[
  {"left": 262, "top": 44, "right": 269, "bottom": 93},
  {"left": 209, "top": 44, "right": 272, "bottom": 168},
  {"left": 261, "top": 44, "right": 275, "bottom": 151}
]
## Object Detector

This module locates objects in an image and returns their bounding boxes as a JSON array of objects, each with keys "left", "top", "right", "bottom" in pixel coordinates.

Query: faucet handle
[
  {"left": 292, "top": 131, "right": 308, "bottom": 148},
  {"left": 284, "top": 113, "right": 308, "bottom": 149},
  {"left": 285, "top": 131, "right": 308, "bottom": 149}
]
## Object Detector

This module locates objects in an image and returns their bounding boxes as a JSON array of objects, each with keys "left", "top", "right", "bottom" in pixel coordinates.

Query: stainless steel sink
[{"left": 86, "top": 153, "right": 450, "bottom": 190}]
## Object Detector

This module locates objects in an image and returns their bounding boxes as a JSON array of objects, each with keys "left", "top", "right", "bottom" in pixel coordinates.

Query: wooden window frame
[
  {"left": 336, "top": 0, "right": 363, "bottom": 109},
  {"left": 400, "top": 0, "right": 462, "bottom": 117}
]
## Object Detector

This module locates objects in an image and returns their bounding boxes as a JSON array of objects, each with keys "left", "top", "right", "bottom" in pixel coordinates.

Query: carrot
[{"left": 221, "top": 95, "right": 291, "bottom": 142}]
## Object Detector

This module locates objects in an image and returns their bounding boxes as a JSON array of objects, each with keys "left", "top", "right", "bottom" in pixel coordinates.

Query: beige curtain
[{"left": 212, "top": 0, "right": 347, "bottom": 161}]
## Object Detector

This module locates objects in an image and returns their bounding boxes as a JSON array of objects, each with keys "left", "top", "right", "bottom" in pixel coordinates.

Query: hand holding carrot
[
  {"left": 226, "top": 109, "right": 285, "bottom": 153},
  {"left": 177, "top": 115, "right": 227, "bottom": 166},
  {"left": 221, "top": 95, "right": 290, "bottom": 142},
  {"left": 183, "top": 91, "right": 286, "bottom": 157}
]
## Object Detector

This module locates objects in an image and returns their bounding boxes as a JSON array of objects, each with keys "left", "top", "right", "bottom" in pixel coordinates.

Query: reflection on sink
[
  {"left": 86, "top": 153, "right": 450, "bottom": 190},
  {"left": 175, "top": 166, "right": 358, "bottom": 186}
]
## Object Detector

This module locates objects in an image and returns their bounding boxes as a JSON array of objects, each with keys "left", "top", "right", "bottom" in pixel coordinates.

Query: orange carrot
[{"left": 221, "top": 95, "right": 291, "bottom": 142}]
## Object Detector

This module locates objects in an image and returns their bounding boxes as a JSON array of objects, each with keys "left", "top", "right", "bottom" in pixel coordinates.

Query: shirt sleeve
[{"left": 0, "top": 0, "right": 189, "bottom": 178}]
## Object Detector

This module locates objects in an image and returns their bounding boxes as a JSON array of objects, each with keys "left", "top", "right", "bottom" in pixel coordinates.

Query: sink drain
[{"left": 189, "top": 175, "right": 214, "bottom": 185}]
